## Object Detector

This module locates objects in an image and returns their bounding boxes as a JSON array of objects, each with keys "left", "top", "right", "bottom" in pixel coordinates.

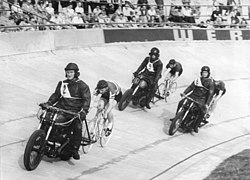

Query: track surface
[{"left": 0, "top": 41, "right": 250, "bottom": 180}]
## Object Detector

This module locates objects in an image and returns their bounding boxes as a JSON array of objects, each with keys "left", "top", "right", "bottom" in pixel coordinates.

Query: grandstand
[{"left": 0, "top": 0, "right": 250, "bottom": 31}]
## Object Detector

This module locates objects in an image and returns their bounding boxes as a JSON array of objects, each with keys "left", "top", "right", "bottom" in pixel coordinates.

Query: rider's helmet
[
  {"left": 96, "top": 80, "right": 108, "bottom": 90},
  {"left": 65, "top": 63, "right": 80, "bottom": 78},
  {"left": 200, "top": 66, "right": 210, "bottom": 78},
  {"left": 149, "top": 47, "right": 160, "bottom": 60},
  {"left": 169, "top": 59, "right": 176, "bottom": 65}
]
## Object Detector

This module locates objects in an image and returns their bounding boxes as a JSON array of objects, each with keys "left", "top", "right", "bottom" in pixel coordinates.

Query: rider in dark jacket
[
  {"left": 133, "top": 47, "right": 163, "bottom": 109},
  {"left": 41, "top": 63, "right": 91, "bottom": 160},
  {"left": 173, "top": 66, "right": 214, "bottom": 133}
]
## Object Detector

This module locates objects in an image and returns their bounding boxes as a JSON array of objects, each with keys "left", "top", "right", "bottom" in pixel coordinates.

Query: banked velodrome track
[{"left": 0, "top": 41, "right": 250, "bottom": 180}]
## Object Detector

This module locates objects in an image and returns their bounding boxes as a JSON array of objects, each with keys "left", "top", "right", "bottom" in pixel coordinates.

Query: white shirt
[{"left": 75, "top": 7, "right": 84, "bottom": 14}]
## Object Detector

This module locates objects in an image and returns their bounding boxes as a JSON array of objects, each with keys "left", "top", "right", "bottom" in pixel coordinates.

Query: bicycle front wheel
[
  {"left": 100, "top": 119, "right": 113, "bottom": 147},
  {"left": 170, "top": 82, "right": 177, "bottom": 93}
]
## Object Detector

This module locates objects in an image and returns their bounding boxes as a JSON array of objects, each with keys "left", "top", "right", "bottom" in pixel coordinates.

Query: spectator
[
  {"left": 137, "top": 0, "right": 148, "bottom": 8},
  {"left": 240, "top": 18, "right": 248, "bottom": 28},
  {"left": 19, "top": 19, "right": 34, "bottom": 31},
  {"left": 106, "top": 3, "right": 116, "bottom": 16},
  {"left": 199, "top": 21, "right": 207, "bottom": 28},
  {"left": 115, "top": 4, "right": 123, "bottom": 15},
  {"left": 205, "top": 19, "right": 214, "bottom": 28},
  {"left": 50, "top": 13, "right": 63, "bottom": 29},
  {"left": 115, "top": 13, "right": 128, "bottom": 28},
  {"left": 45, "top": 2, "right": 54, "bottom": 16},
  {"left": 93, "top": 5, "right": 102, "bottom": 16},
  {"left": 65, "top": 3, "right": 75, "bottom": 19},
  {"left": 35, "top": 0, "right": 48, "bottom": 16},
  {"left": 11, "top": 0, "right": 23, "bottom": 14},
  {"left": 72, "top": 12, "right": 85, "bottom": 29},
  {"left": 22, "top": 0, "right": 37, "bottom": 20},
  {"left": 168, "top": 5, "right": 184, "bottom": 23},
  {"left": 123, "top": 3, "right": 133, "bottom": 21},
  {"left": 96, "top": 12, "right": 108, "bottom": 28},
  {"left": 100, "top": 5, "right": 107, "bottom": 16},
  {"left": 75, "top": 2, "right": 84, "bottom": 15},
  {"left": 182, "top": 6, "right": 195, "bottom": 25},
  {"left": 129, "top": 15, "right": 138, "bottom": 27},
  {"left": 211, "top": 6, "right": 221, "bottom": 22},
  {"left": 230, "top": 7, "right": 241, "bottom": 28}
]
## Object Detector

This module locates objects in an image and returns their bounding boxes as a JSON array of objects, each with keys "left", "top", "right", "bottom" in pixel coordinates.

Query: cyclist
[
  {"left": 133, "top": 47, "right": 163, "bottom": 109},
  {"left": 40, "top": 63, "right": 91, "bottom": 160},
  {"left": 94, "top": 80, "right": 122, "bottom": 136},
  {"left": 163, "top": 59, "right": 183, "bottom": 95},
  {"left": 205, "top": 79, "right": 226, "bottom": 119},
  {"left": 171, "top": 66, "right": 214, "bottom": 133}
]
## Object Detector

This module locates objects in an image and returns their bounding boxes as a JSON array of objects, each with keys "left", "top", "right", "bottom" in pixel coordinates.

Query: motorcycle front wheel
[
  {"left": 23, "top": 129, "right": 46, "bottom": 171},
  {"left": 118, "top": 89, "right": 133, "bottom": 111},
  {"left": 169, "top": 112, "right": 184, "bottom": 136}
]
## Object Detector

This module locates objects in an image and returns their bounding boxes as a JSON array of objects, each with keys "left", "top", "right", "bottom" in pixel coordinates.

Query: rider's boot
[
  {"left": 72, "top": 149, "right": 80, "bottom": 160},
  {"left": 145, "top": 101, "right": 151, "bottom": 109},
  {"left": 193, "top": 125, "right": 199, "bottom": 133},
  {"left": 71, "top": 120, "right": 82, "bottom": 160}
]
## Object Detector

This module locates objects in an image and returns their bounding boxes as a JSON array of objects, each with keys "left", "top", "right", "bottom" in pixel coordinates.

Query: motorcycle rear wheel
[
  {"left": 169, "top": 112, "right": 184, "bottom": 136},
  {"left": 118, "top": 89, "right": 133, "bottom": 111},
  {"left": 23, "top": 129, "right": 46, "bottom": 171}
]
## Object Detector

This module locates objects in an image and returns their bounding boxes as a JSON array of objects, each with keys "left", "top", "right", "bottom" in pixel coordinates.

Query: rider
[
  {"left": 171, "top": 66, "right": 214, "bottom": 133},
  {"left": 40, "top": 63, "right": 91, "bottom": 160},
  {"left": 206, "top": 79, "right": 226, "bottom": 119},
  {"left": 163, "top": 59, "right": 183, "bottom": 95},
  {"left": 94, "top": 80, "right": 122, "bottom": 136},
  {"left": 133, "top": 47, "right": 163, "bottom": 109}
]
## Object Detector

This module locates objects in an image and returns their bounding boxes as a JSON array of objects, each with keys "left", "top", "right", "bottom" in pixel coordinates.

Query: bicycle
[
  {"left": 81, "top": 103, "right": 113, "bottom": 153},
  {"left": 155, "top": 78, "right": 178, "bottom": 102}
]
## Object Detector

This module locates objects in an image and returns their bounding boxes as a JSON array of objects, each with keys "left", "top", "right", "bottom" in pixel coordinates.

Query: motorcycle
[
  {"left": 169, "top": 95, "right": 204, "bottom": 136},
  {"left": 23, "top": 105, "right": 90, "bottom": 171},
  {"left": 118, "top": 74, "right": 150, "bottom": 111}
]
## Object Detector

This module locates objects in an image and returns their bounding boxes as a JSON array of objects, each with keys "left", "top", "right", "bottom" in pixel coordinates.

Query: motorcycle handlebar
[
  {"left": 41, "top": 105, "right": 79, "bottom": 117},
  {"left": 181, "top": 94, "right": 203, "bottom": 106}
]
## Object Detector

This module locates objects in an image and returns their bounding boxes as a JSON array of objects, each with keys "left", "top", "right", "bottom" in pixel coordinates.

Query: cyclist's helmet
[
  {"left": 169, "top": 59, "right": 176, "bottom": 65},
  {"left": 64, "top": 63, "right": 80, "bottom": 78},
  {"left": 200, "top": 66, "right": 210, "bottom": 78},
  {"left": 149, "top": 47, "right": 160, "bottom": 60},
  {"left": 96, "top": 80, "right": 108, "bottom": 90}
]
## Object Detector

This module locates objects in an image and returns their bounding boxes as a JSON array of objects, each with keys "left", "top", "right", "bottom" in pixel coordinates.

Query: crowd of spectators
[{"left": 0, "top": 0, "right": 249, "bottom": 32}]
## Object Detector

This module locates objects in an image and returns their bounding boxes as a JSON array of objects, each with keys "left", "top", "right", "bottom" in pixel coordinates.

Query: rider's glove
[
  {"left": 39, "top": 102, "right": 52, "bottom": 110},
  {"left": 133, "top": 72, "right": 138, "bottom": 77},
  {"left": 180, "top": 93, "right": 186, "bottom": 98},
  {"left": 79, "top": 111, "right": 86, "bottom": 120},
  {"left": 204, "top": 104, "right": 209, "bottom": 111}
]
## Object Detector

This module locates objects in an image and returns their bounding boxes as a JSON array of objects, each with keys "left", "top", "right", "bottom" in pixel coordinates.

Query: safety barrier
[
  {"left": 103, "top": 28, "right": 250, "bottom": 42},
  {"left": 0, "top": 28, "right": 250, "bottom": 57}
]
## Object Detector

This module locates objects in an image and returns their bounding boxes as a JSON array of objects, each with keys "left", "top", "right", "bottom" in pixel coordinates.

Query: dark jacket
[
  {"left": 135, "top": 57, "right": 163, "bottom": 83},
  {"left": 184, "top": 77, "right": 214, "bottom": 106},
  {"left": 48, "top": 78, "right": 91, "bottom": 114}
]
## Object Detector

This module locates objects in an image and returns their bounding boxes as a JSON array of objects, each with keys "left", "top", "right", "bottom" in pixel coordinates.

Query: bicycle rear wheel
[
  {"left": 100, "top": 119, "right": 113, "bottom": 147},
  {"left": 82, "top": 119, "right": 96, "bottom": 153}
]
